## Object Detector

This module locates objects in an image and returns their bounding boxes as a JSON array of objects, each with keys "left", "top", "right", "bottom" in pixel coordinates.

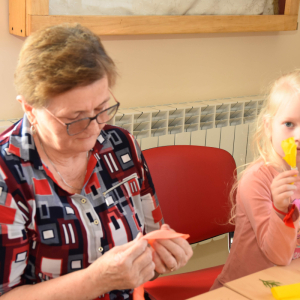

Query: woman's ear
[{"left": 16, "top": 95, "right": 36, "bottom": 125}]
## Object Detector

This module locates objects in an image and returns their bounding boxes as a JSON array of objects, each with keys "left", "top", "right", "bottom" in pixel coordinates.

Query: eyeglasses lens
[
  {"left": 68, "top": 118, "right": 90, "bottom": 136},
  {"left": 68, "top": 104, "right": 119, "bottom": 135},
  {"left": 96, "top": 105, "right": 118, "bottom": 124}
]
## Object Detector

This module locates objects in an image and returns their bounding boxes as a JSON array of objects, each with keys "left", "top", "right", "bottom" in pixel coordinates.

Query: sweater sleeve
[{"left": 239, "top": 166, "right": 299, "bottom": 266}]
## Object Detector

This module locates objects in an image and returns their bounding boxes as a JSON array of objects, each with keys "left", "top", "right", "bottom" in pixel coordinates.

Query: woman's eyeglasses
[{"left": 44, "top": 91, "right": 120, "bottom": 136}]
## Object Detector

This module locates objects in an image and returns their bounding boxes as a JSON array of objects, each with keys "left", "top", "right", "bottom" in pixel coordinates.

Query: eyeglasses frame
[{"left": 44, "top": 90, "right": 120, "bottom": 136}]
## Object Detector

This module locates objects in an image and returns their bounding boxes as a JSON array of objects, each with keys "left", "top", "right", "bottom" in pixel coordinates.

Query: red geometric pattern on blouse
[{"left": 0, "top": 115, "right": 163, "bottom": 300}]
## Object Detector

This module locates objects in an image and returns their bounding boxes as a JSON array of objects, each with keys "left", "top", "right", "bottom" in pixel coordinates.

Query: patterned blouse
[{"left": 0, "top": 114, "right": 163, "bottom": 299}]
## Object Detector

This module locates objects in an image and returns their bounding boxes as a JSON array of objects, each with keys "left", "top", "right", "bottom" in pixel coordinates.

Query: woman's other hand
[
  {"left": 151, "top": 224, "right": 193, "bottom": 274},
  {"left": 271, "top": 169, "right": 299, "bottom": 213},
  {"left": 85, "top": 233, "right": 155, "bottom": 295}
]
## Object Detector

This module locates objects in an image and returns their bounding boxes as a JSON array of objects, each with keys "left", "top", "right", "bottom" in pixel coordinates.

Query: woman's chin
[{"left": 75, "top": 136, "right": 98, "bottom": 150}]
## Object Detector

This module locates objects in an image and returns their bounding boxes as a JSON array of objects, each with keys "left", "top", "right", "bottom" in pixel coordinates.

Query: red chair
[{"left": 142, "top": 145, "right": 236, "bottom": 300}]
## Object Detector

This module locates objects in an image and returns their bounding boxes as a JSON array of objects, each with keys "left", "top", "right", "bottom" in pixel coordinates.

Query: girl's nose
[{"left": 294, "top": 128, "right": 300, "bottom": 140}]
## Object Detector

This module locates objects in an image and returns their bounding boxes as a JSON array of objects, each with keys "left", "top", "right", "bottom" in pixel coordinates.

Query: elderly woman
[{"left": 0, "top": 24, "right": 192, "bottom": 299}]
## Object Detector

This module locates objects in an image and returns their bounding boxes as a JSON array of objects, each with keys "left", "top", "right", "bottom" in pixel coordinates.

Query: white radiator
[
  {"left": 109, "top": 95, "right": 265, "bottom": 171},
  {"left": 0, "top": 95, "right": 264, "bottom": 172}
]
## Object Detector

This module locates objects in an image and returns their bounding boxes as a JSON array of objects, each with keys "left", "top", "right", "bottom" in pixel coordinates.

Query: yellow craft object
[
  {"left": 271, "top": 282, "right": 300, "bottom": 299},
  {"left": 281, "top": 137, "right": 297, "bottom": 169}
]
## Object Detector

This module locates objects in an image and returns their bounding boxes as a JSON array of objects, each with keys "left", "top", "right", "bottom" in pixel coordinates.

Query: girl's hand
[
  {"left": 271, "top": 169, "right": 299, "bottom": 213},
  {"left": 150, "top": 224, "right": 193, "bottom": 274},
  {"left": 85, "top": 233, "right": 155, "bottom": 295}
]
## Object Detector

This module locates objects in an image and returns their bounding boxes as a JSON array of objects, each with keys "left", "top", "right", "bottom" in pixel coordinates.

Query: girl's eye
[{"left": 284, "top": 122, "right": 293, "bottom": 128}]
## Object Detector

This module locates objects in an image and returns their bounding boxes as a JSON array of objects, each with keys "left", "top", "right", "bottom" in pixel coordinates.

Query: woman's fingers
[
  {"left": 160, "top": 224, "right": 173, "bottom": 231},
  {"left": 156, "top": 239, "right": 189, "bottom": 267},
  {"left": 94, "top": 238, "right": 155, "bottom": 290},
  {"left": 138, "top": 258, "right": 156, "bottom": 283},
  {"left": 152, "top": 240, "right": 178, "bottom": 271},
  {"left": 132, "top": 245, "right": 153, "bottom": 271},
  {"left": 147, "top": 224, "right": 193, "bottom": 273},
  {"left": 152, "top": 250, "right": 167, "bottom": 274},
  {"left": 151, "top": 240, "right": 192, "bottom": 273}
]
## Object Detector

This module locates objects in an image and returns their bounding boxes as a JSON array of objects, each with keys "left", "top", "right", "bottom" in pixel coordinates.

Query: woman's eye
[
  {"left": 284, "top": 122, "right": 293, "bottom": 128},
  {"left": 96, "top": 106, "right": 107, "bottom": 113},
  {"left": 66, "top": 114, "right": 81, "bottom": 121}
]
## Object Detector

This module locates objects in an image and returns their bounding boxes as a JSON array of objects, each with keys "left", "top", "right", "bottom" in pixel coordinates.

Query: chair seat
[{"left": 144, "top": 265, "right": 224, "bottom": 300}]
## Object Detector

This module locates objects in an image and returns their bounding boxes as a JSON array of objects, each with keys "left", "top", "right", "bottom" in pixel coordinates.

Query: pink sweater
[{"left": 211, "top": 161, "right": 300, "bottom": 290}]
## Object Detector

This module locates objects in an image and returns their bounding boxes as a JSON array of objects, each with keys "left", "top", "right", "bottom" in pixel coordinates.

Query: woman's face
[{"left": 33, "top": 77, "right": 111, "bottom": 155}]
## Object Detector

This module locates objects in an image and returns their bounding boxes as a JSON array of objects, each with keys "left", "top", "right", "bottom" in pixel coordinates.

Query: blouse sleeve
[
  {"left": 239, "top": 166, "right": 299, "bottom": 265},
  {"left": 130, "top": 137, "right": 164, "bottom": 234},
  {"left": 0, "top": 182, "right": 31, "bottom": 295}
]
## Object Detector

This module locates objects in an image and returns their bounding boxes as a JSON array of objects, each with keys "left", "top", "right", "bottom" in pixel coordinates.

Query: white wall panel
[
  {"left": 246, "top": 122, "right": 256, "bottom": 164},
  {"left": 140, "top": 136, "right": 159, "bottom": 151},
  {"left": 220, "top": 126, "right": 235, "bottom": 155},
  {"left": 191, "top": 130, "right": 206, "bottom": 146},
  {"left": 175, "top": 132, "right": 191, "bottom": 145},
  {"left": 233, "top": 124, "right": 249, "bottom": 171},
  {"left": 206, "top": 128, "right": 221, "bottom": 148},
  {"left": 158, "top": 134, "right": 175, "bottom": 147}
]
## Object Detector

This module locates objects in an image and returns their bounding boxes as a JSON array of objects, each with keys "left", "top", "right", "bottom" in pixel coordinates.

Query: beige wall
[
  {"left": 1, "top": 0, "right": 300, "bottom": 119},
  {"left": 1, "top": 1, "right": 25, "bottom": 119}
]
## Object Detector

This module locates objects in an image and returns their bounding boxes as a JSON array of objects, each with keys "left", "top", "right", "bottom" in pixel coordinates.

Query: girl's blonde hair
[{"left": 229, "top": 70, "right": 300, "bottom": 224}]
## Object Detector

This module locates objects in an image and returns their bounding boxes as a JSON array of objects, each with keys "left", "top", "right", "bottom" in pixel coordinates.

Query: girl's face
[{"left": 269, "top": 94, "right": 300, "bottom": 168}]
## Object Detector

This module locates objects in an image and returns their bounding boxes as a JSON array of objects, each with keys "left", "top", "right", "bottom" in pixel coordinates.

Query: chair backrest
[{"left": 142, "top": 145, "right": 236, "bottom": 244}]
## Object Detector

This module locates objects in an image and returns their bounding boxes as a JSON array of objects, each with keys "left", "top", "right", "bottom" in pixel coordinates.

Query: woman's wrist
[{"left": 80, "top": 266, "right": 112, "bottom": 298}]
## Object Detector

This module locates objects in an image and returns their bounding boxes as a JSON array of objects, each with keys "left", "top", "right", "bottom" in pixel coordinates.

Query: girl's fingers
[
  {"left": 274, "top": 176, "right": 299, "bottom": 186},
  {"left": 277, "top": 169, "right": 299, "bottom": 178},
  {"left": 274, "top": 184, "right": 297, "bottom": 194},
  {"left": 277, "top": 191, "right": 295, "bottom": 199}
]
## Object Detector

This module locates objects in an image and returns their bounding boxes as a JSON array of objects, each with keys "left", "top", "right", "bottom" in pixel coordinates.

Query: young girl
[{"left": 211, "top": 70, "right": 300, "bottom": 289}]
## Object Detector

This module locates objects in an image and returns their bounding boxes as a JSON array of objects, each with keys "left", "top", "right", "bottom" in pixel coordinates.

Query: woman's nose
[{"left": 89, "top": 118, "right": 105, "bottom": 133}]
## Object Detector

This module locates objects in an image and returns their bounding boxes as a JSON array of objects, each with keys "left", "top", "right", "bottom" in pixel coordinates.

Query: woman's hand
[
  {"left": 271, "top": 169, "right": 299, "bottom": 213},
  {"left": 85, "top": 233, "right": 155, "bottom": 296},
  {"left": 151, "top": 224, "right": 193, "bottom": 274}
]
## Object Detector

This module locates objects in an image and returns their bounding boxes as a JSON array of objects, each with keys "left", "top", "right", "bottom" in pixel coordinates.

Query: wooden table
[
  {"left": 188, "top": 286, "right": 249, "bottom": 299},
  {"left": 225, "top": 258, "right": 300, "bottom": 300},
  {"left": 188, "top": 258, "right": 300, "bottom": 299}
]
